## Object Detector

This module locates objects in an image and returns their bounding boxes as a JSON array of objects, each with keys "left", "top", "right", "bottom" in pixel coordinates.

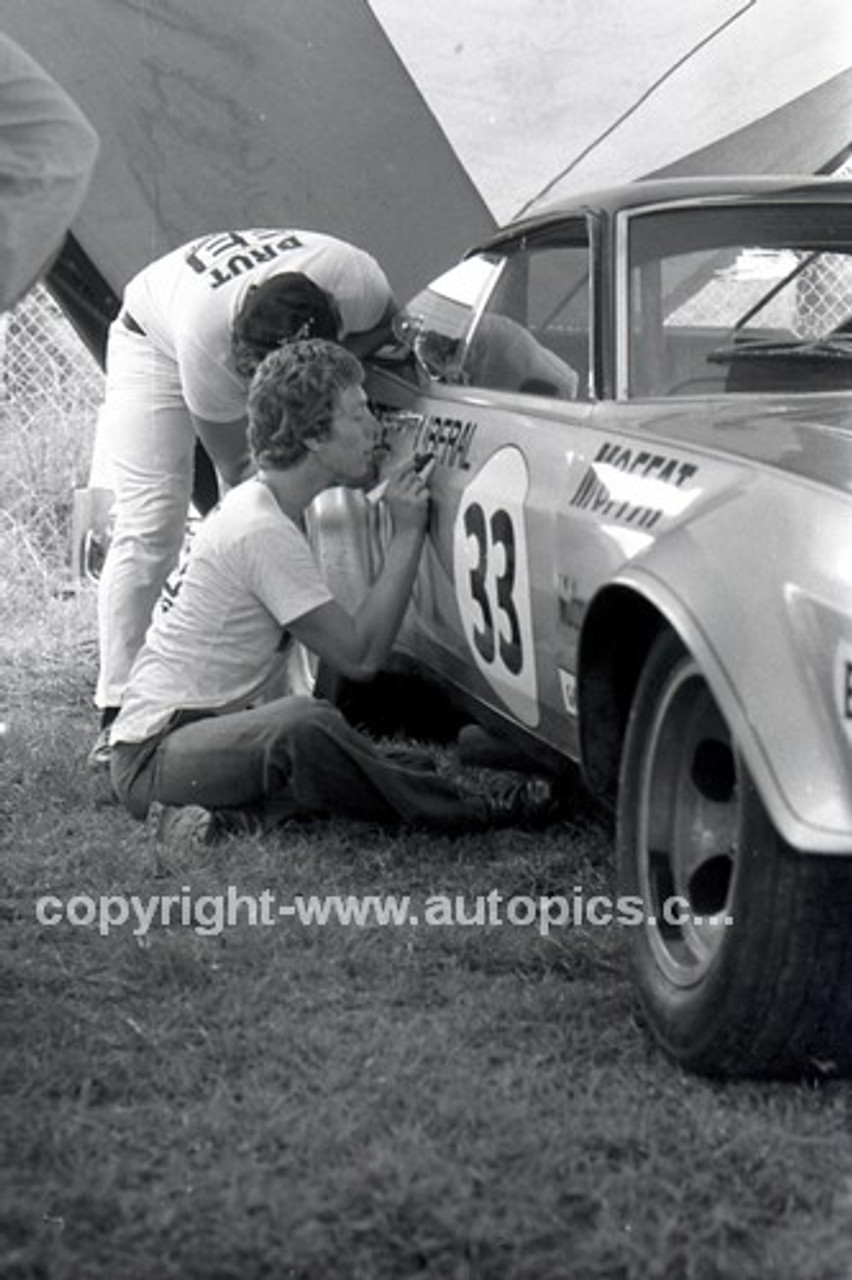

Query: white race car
[{"left": 301, "top": 175, "right": 852, "bottom": 1078}]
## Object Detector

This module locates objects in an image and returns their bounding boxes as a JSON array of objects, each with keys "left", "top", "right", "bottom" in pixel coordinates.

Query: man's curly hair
[{"left": 247, "top": 339, "right": 364, "bottom": 470}]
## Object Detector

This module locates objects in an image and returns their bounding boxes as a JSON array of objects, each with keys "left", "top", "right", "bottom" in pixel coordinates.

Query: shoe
[
  {"left": 146, "top": 801, "right": 264, "bottom": 875},
  {"left": 86, "top": 725, "right": 112, "bottom": 772},
  {"left": 146, "top": 800, "right": 219, "bottom": 876},
  {"left": 478, "top": 775, "right": 559, "bottom": 829}
]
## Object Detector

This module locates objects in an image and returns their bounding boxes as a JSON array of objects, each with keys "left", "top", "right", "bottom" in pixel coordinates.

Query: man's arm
[
  {"left": 470, "top": 313, "right": 579, "bottom": 399},
  {"left": 344, "top": 296, "right": 398, "bottom": 359},
  {"left": 0, "top": 35, "right": 99, "bottom": 311},
  {"left": 190, "top": 413, "right": 255, "bottom": 490},
  {"left": 287, "top": 458, "right": 430, "bottom": 679}
]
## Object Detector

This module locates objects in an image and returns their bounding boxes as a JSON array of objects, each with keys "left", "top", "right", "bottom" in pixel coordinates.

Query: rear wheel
[{"left": 617, "top": 629, "right": 852, "bottom": 1078}]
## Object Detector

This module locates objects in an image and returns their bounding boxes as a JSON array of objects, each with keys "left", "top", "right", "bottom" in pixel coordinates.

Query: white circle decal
[{"left": 452, "top": 446, "right": 539, "bottom": 727}]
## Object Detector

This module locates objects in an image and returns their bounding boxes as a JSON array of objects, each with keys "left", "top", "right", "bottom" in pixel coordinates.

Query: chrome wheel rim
[{"left": 636, "top": 656, "right": 739, "bottom": 987}]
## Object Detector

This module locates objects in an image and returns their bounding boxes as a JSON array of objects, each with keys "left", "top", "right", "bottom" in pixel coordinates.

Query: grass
[
  {"left": 4, "top": 609, "right": 852, "bottom": 1279},
  {"left": 4, "top": 317, "right": 852, "bottom": 1278}
]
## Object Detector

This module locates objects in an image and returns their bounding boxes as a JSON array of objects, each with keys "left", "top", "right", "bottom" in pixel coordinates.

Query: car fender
[
  {"left": 304, "top": 486, "right": 379, "bottom": 612},
  {"left": 605, "top": 554, "right": 852, "bottom": 856}
]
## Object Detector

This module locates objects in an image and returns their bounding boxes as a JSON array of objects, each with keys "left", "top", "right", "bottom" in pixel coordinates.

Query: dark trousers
[{"left": 111, "top": 696, "right": 486, "bottom": 833}]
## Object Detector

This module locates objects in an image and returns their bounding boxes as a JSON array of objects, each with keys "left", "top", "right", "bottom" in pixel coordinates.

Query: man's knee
[
  {"left": 267, "top": 700, "right": 357, "bottom": 769},
  {"left": 113, "top": 475, "right": 190, "bottom": 544},
  {"left": 282, "top": 698, "right": 346, "bottom": 744}
]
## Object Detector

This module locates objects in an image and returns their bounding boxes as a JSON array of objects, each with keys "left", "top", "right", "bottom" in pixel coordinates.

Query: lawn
[
  {"left": 3, "top": 575, "right": 852, "bottom": 1280},
  {"left": 3, "top": 318, "right": 852, "bottom": 1278}
]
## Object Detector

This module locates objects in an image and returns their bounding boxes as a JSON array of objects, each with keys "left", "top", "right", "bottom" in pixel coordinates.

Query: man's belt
[{"left": 121, "top": 310, "right": 145, "bottom": 337}]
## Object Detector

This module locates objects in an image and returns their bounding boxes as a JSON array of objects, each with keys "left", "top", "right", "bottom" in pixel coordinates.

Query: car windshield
[{"left": 625, "top": 201, "right": 852, "bottom": 397}]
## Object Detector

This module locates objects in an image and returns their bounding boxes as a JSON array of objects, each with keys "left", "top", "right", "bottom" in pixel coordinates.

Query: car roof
[{"left": 477, "top": 174, "right": 852, "bottom": 250}]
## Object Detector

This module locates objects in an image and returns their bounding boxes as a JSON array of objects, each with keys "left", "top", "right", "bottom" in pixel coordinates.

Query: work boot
[
  {"left": 146, "top": 800, "right": 263, "bottom": 877},
  {"left": 86, "top": 724, "right": 112, "bottom": 772},
  {"left": 475, "top": 774, "right": 560, "bottom": 829},
  {"left": 146, "top": 800, "right": 219, "bottom": 877},
  {"left": 87, "top": 706, "right": 120, "bottom": 772}
]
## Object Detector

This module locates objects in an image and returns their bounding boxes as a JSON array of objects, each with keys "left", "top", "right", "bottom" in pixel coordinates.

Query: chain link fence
[
  {"left": 1, "top": 282, "right": 103, "bottom": 426},
  {"left": 0, "top": 285, "right": 201, "bottom": 591},
  {"left": 668, "top": 246, "right": 852, "bottom": 334},
  {"left": 0, "top": 284, "right": 104, "bottom": 581},
  {"left": 669, "top": 156, "right": 852, "bottom": 335}
]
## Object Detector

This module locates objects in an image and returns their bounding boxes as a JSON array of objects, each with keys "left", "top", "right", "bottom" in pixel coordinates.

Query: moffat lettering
[
  {"left": 569, "top": 441, "right": 699, "bottom": 530},
  {"left": 415, "top": 415, "right": 477, "bottom": 470}
]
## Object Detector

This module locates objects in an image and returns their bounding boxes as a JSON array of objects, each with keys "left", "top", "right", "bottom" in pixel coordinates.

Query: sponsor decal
[
  {"left": 414, "top": 415, "right": 478, "bottom": 471},
  {"left": 453, "top": 446, "right": 539, "bottom": 727},
  {"left": 569, "top": 440, "right": 699, "bottom": 530},
  {"left": 183, "top": 230, "right": 305, "bottom": 290}
]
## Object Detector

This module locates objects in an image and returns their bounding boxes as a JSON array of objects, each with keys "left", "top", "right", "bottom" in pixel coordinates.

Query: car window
[
  {"left": 461, "top": 230, "right": 592, "bottom": 400},
  {"left": 626, "top": 203, "right": 852, "bottom": 398},
  {"left": 393, "top": 255, "right": 502, "bottom": 383}
]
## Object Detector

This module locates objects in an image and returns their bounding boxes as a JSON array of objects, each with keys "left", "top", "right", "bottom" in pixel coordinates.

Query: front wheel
[{"left": 617, "top": 629, "right": 852, "bottom": 1078}]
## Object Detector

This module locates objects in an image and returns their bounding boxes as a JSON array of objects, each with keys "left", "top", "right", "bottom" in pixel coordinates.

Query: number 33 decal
[{"left": 453, "top": 446, "right": 539, "bottom": 727}]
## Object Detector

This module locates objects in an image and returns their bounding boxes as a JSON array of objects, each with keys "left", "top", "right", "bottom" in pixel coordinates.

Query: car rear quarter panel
[
  {"left": 368, "top": 366, "right": 852, "bottom": 853},
  {"left": 575, "top": 457, "right": 852, "bottom": 854}
]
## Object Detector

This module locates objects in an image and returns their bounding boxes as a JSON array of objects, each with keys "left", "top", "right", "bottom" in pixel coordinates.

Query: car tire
[{"left": 617, "top": 628, "right": 852, "bottom": 1078}]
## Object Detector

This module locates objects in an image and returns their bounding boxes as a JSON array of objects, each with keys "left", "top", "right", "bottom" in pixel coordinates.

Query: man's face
[{"left": 316, "top": 380, "right": 378, "bottom": 485}]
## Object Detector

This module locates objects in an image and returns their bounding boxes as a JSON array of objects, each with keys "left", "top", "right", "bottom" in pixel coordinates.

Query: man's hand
[{"left": 384, "top": 454, "right": 436, "bottom": 538}]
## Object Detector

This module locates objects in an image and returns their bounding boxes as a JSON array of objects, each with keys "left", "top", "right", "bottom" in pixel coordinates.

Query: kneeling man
[{"left": 109, "top": 339, "right": 553, "bottom": 851}]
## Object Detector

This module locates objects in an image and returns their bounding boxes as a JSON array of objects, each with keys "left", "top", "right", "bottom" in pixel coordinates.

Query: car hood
[{"left": 627, "top": 396, "right": 852, "bottom": 498}]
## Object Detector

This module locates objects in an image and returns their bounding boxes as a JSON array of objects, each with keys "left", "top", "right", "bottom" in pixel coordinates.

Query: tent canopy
[{"left": 2, "top": 0, "right": 494, "bottom": 313}]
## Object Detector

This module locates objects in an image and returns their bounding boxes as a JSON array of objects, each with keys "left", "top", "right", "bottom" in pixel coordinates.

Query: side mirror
[{"left": 393, "top": 310, "right": 465, "bottom": 383}]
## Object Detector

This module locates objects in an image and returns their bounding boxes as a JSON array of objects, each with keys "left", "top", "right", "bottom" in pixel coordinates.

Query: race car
[{"left": 297, "top": 175, "right": 852, "bottom": 1079}]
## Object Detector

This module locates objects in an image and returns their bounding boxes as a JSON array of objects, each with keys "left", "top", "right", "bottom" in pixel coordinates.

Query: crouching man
[{"left": 109, "top": 338, "right": 553, "bottom": 854}]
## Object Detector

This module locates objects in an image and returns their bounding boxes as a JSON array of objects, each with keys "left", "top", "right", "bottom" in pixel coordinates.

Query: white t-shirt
[
  {"left": 123, "top": 228, "right": 392, "bottom": 421},
  {"left": 112, "top": 480, "right": 334, "bottom": 744}
]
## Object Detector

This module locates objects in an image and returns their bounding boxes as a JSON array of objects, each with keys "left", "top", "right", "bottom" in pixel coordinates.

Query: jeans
[
  {"left": 89, "top": 319, "right": 196, "bottom": 708},
  {"left": 111, "top": 696, "right": 487, "bottom": 833}
]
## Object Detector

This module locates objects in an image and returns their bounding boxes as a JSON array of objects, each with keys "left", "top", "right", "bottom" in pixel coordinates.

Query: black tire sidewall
[{"left": 616, "top": 630, "right": 790, "bottom": 1074}]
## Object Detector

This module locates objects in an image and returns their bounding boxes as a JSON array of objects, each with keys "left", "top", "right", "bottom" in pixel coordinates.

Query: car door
[{"left": 391, "top": 221, "right": 597, "bottom": 754}]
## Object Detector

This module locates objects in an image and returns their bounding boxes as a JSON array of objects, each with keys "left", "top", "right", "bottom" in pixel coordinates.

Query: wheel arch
[
  {"left": 577, "top": 579, "right": 764, "bottom": 819},
  {"left": 577, "top": 573, "right": 852, "bottom": 855},
  {"left": 576, "top": 585, "right": 668, "bottom": 801}
]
